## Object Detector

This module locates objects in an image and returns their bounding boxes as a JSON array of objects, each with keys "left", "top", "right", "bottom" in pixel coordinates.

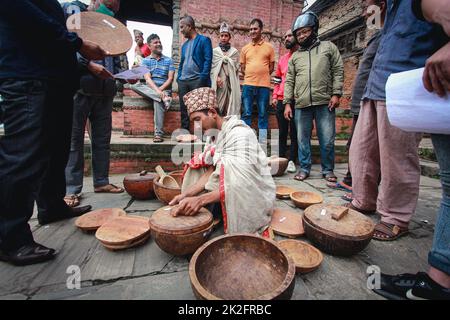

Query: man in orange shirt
[{"left": 240, "top": 18, "right": 275, "bottom": 144}]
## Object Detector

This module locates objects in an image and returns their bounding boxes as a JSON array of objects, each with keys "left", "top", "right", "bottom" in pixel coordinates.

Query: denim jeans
[
  {"left": 241, "top": 85, "right": 270, "bottom": 142},
  {"left": 294, "top": 104, "right": 335, "bottom": 174},
  {"left": 65, "top": 93, "right": 113, "bottom": 195},
  {"left": 428, "top": 134, "right": 450, "bottom": 275},
  {"left": 0, "top": 79, "right": 75, "bottom": 251},
  {"left": 178, "top": 78, "right": 209, "bottom": 130},
  {"left": 276, "top": 100, "right": 298, "bottom": 161}
]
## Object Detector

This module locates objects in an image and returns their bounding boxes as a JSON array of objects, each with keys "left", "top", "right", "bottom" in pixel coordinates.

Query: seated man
[{"left": 169, "top": 87, "right": 275, "bottom": 234}]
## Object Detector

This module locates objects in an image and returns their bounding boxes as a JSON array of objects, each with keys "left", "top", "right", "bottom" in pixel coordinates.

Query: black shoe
[
  {"left": 373, "top": 272, "right": 450, "bottom": 300},
  {"left": 38, "top": 205, "right": 92, "bottom": 225},
  {"left": 0, "top": 242, "right": 56, "bottom": 266}
]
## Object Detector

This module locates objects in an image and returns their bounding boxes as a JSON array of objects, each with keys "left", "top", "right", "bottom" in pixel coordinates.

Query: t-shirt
[
  {"left": 142, "top": 55, "right": 175, "bottom": 87},
  {"left": 180, "top": 39, "right": 201, "bottom": 81},
  {"left": 240, "top": 40, "right": 275, "bottom": 88}
]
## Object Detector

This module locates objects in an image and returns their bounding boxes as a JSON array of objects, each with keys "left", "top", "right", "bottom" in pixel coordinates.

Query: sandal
[
  {"left": 344, "top": 202, "right": 375, "bottom": 215},
  {"left": 153, "top": 136, "right": 164, "bottom": 143},
  {"left": 94, "top": 184, "right": 124, "bottom": 193},
  {"left": 341, "top": 192, "right": 353, "bottom": 202},
  {"left": 323, "top": 172, "right": 337, "bottom": 182},
  {"left": 373, "top": 222, "right": 409, "bottom": 241},
  {"left": 326, "top": 181, "right": 352, "bottom": 192},
  {"left": 64, "top": 194, "right": 80, "bottom": 208},
  {"left": 294, "top": 172, "right": 309, "bottom": 181}
]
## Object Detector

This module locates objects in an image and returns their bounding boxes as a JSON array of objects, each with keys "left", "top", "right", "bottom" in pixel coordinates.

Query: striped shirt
[{"left": 142, "top": 55, "right": 175, "bottom": 87}]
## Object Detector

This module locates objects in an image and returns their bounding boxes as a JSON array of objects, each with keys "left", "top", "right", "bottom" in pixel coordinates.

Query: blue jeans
[
  {"left": 294, "top": 104, "right": 335, "bottom": 175},
  {"left": 241, "top": 85, "right": 270, "bottom": 141},
  {"left": 428, "top": 134, "right": 450, "bottom": 275}
]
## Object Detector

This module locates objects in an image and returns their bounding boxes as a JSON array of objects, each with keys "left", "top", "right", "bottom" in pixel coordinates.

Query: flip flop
[
  {"left": 326, "top": 181, "right": 352, "bottom": 192},
  {"left": 294, "top": 172, "right": 309, "bottom": 181},
  {"left": 341, "top": 192, "right": 353, "bottom": 202},
  {"left": 64, "top": 194, "right": 80, "bottom": 208},
  {"left": 94, "top": 184, "right": 124, "bottom": 193},
  {"left": 323, "top": 172, "right": 338, "bottom": 182}
]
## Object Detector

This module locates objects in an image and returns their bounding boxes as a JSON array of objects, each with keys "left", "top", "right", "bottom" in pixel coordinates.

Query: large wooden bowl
[
  {"left": 268, "top": 157, "right": 289, "bottom": 177},
  {"left": 303, "top": 204, "right": 375, "bottom": 256},
  {"left": 149, "top": 206, "right": 213, "bottom": 256},
  {"left": 278, "top": 240, "right": 323, "bottom": 274},
  {"left": 290, "top": 191, "right": 323, "bottom": 209},
  {"left": 153, "top": 172, "right": 182, "bottom": 204},
  {"left": 189, "top": 234, "right": 296, "bottom": 300},
  {"left": 123, "top": 171, "right": 158, "bottom": 200}
]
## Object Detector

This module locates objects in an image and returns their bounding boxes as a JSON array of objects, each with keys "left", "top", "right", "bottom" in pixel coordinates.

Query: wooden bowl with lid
[
  {"left": 303, "top": 204, "right": 375, "bottom": 256},
  {"left": 189, "top": 234, "right": 296, "bottom": 300},
  {"left": 123, "top": 170, "right": 158, "bottom": 200},
  {"left": 149, "top": 206, "right": 214, "bottom": 256}
]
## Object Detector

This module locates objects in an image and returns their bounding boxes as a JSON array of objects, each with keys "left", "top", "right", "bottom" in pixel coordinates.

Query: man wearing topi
[{"left": 169, "top": 87, "right": 275, "bottom": 235}]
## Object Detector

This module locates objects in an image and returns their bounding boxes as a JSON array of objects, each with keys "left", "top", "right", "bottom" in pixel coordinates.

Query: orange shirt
[{"left": 240, "top": 40, "right": 275, "bottom": 88}]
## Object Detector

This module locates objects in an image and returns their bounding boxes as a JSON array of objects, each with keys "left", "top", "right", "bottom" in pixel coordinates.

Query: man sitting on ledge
[{"left": 169, "top": 87, "right": 275, "bottom": 235}]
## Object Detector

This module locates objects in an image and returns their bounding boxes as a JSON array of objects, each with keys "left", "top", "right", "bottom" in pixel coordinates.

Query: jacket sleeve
[
  {"left": 0, "top": 0, "right": 82, "bottom": 52},
  {"left": 200, "top": 37, "right": 213, "bottom": 82},
  {"left": 177, "top": 43, "right": 185, "bottom": 80},
  {"left": 283, "top": 56, "right": 296, "bottom": 105},
  {"left": 330, "top": 42, "right": 344, "bottom": 96},
  {"left": 273, "top": 60, "right": 282, "bottom": 100}
]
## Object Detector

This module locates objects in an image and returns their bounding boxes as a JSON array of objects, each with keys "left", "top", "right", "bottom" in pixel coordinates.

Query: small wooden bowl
[
  {"left": 75, "top": 208, "right": 126, "bottom": 232},
  {"left": 276, "top": 185, "right": 298, "bottom": 199},
  {"left": 268, "top": 157, "right": 289, "bottom": 177},
  {"left": 270, "top": 209, "right": 304, "bottom": 238},
  {"left": 153, "top": 173, "right": 182, "bottom": 205},
  {"left": 189, "top": 234, "right": 296, "bottom": 300},
  {"left": 278, "top": 240, "right": 323, "bottom": 274},
  {"left": 168, "top": 170, "right": 184, "bottom": 186},
  {"left": 290, "top": 191, "right": 323, "bottom": 209}
]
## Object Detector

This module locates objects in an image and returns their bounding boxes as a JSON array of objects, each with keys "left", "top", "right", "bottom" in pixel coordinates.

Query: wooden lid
[
  {"left": 101, "top": 233, "right": 151, "bottom": 251},
  {"left": 270, "top": 209, "right": 304, "bottom": 238},
  {"left": 278, "top": 240, "right": 323, "bottom": 274},
  {"left": 75, "top": 208, "right": 125, "bottom": 231},
  {"left": 149, "top": 206, "right": 213, "bottom": 235},
  {"left": 66, "top": 12, "right": 133, "bottom": 56},
  {"left": 304, "top": 204, "right": 375, "bottom": 240},
  {"left": 95, "top": 215, "right": 150, "bottom": 245},
  {"left": 124, "top": 170, "right": 157, "bottom": 182},
  {"left": 276, "top": 185, "right": 298, "bottom": 199}
]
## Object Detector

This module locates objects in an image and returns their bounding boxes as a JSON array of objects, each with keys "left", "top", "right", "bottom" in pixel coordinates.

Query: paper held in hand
[
  {"left": 114, "top": 66, "right": 150, "bottom": 81},
  {"left": 386, "top": 67, "right": 450, "bottom": 135}
]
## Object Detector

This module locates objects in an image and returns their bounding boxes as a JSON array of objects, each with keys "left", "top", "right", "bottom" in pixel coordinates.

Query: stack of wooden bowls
[
  {"left": 75, "top": 208, "right": 126, "bottom": 233},
  {"left": 189, "top": 234, "right": 296, "bottom": 300},
  {"left": 149, "top": 206, "right": 214, "bottom": 256}
]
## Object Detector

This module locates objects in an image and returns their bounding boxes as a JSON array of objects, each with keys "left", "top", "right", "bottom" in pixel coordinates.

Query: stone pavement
[{"left": 0, "top": 163, "right": 443, "bottom": 300}]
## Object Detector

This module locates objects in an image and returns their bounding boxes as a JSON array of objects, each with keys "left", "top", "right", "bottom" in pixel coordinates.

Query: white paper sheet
[
  {"left": 386, "top": 67, "right": 450, "bottom": 134},
  {"left": 114, "top": 66, "right": 149, "bottom": 80}
]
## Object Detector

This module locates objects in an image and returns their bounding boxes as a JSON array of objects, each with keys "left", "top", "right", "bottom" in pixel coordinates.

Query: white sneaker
[{"left": 287, "top": 161, "right": 297, "bottom": 173}]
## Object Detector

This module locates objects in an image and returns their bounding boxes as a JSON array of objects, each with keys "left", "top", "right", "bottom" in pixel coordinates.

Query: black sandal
[
  {"left": 294, "top": 172, "right": 309, "bottom": 181},
  {"left": 323, "top": 172, "right": 337, "bottom": 182}
]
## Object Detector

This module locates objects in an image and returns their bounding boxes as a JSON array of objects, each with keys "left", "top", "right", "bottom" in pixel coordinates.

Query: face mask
[{"left": 96, "top": 3, "right": 115, "bottom": 17}]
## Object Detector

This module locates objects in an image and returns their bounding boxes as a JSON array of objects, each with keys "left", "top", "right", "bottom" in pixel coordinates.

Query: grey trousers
[
  {"left": 154, "top": 99, "right": 165, "bottom": 137},
  {"left": 65, "top": 92, "right": 113, "bottom": 195}
]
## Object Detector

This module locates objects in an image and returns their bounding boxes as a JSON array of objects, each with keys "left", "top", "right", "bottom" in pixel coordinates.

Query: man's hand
[
  {"left": 217, "top": 77, "right": 224, "bottom": 89},
  {"left": 87, "top": 62, "right": 114, "bottom": 80},
  {"left": 171, "top": 196, "right": 203, "bottom": 217},
  {"left": 169, "top": 193, "right": 186, "bottom": 206},
  {"left": 328, "top": 95, "right": 340, "bottom": 111},
  {"left": 79, "top": 40, "right": 109, "bottom": 60},
  {"left": 284, "top": 104, "right": 293, "bottom": 120},
  {"left": 272, "top": 98, "right": 278, "bottom": 108},
  {"left": 423, "top": 42, "right": 450, "bottom": 97}
]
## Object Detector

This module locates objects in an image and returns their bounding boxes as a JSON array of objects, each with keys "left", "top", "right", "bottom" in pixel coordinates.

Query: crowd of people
[{"left": 0, "top": 0, "right": 449, "bottom": 300}]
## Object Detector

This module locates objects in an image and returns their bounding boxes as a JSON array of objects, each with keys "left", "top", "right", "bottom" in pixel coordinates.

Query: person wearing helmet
[{"left": 283, "top": 11, "right": 344, "bottom": 183}]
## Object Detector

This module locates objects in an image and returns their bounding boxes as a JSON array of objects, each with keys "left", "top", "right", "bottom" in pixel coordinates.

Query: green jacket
[{"left": 283, "top": 40, "right": 344, "bottom": 108}]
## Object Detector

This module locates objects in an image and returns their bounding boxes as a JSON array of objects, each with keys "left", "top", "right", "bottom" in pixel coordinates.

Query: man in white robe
[{"left": 170, "top": 87, "right": 275, "bottom": 234}]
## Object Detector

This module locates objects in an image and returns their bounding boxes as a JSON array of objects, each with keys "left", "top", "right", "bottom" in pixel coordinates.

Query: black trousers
[
  {"left": 177, "top": 78, "right": 209, "bottom": 130},
  {"left": 275, "top": 100, "right": 298, "bottom": 162},
  {"left": 0, "top": 79, "right": 75, "bottom": 252}
]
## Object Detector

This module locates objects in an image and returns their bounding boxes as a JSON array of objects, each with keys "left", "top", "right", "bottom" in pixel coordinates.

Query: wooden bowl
[
  {"left": 95, "top": 215, "right": 150, "bottom": 246},
  {"left": 268, "top": 157, "right": 289, "bottom": 177},
  {"left": 270, "top": 209, "right": 304, "bottom": 238},
  {"left": 189, "top": 234, "right": 296, "bottom": 300},
  {"left": 153, "top": 173, "right": 182, "bottom": 204},
  {"left": 101, "top": 233, "right": 151, "bottom": 251},
  {"left": 290, "top": 191, "right": 323, "bottom": 209},
  {"left": 123, "top": 171, "right": 158, "bottom": 200},
  {"left": 75, "top": 208, "right": 126, "bottom": 232},
  {"left": 276, "top": 185, "right": 298, "bottom": 199},
  {"left": 168, "top": 170, "right": 184, "bottom": 186},
  {"left": 303, "top": 204, "right": 375, "bottom": 256},
  {"left": 149, "top": 206, "right": 214, "bottom": 256},
  {"left": 278, "top": 240, "right": 323, "bottom": 274}
]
